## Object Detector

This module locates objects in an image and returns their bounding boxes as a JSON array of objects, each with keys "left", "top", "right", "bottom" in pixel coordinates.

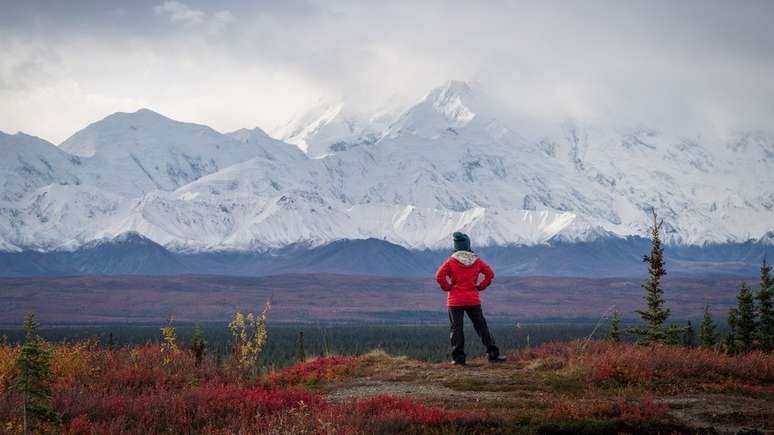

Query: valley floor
[{"left": 0, "top": 273, "right": 747, "bottom": 323}]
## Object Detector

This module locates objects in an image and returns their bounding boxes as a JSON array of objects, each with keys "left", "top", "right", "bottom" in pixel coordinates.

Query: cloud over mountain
[{"left": 1, "top": 1, "right": 773, "bottom": 143}]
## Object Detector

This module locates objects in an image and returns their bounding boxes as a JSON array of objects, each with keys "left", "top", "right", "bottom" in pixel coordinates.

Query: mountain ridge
[
  {"left": 0, "top": 81, "right": 772, "bottom": 256},
  {"left": 1, "top": 233, "right": 771, "bottom": 277}
]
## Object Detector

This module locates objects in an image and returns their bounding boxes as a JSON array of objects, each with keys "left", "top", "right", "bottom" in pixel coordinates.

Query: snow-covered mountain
[
  {"left": 1, "top": 81, "right": 773, "bottom": 255},
  {"left": 58, "top": 108, "right": 304, "bottom": 196},
  {"left": 270, "top": 99, "right": 400, "bottom": 158}
]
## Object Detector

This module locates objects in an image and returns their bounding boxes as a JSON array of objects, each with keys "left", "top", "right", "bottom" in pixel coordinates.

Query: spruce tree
[
  {"left": 607, "top": 312, "right": 621, "bottom": 342},
  {"left": 726, "top": 307, "right": 738, "bottom": 354},
  {"left": 755, "top": 257, "right": 774, "bottom": 351},
  {"left": 735, "top": 282, "right": 756, "bottom": 353},
  {"left": 14, "top": 313, "right": 58, "bottom": 434},
  {"left": 190, "top": 324, "right": 206, "bottom": 368},
  {"left": 627, "top": 211, "right": 683, "bottom": 344},
  {"left": 699, "top": 304, "right": 718, "bottom": 349},
  {"left": 296, "top": 331, "right": 306, "bottom": 363},
  {"left": 682, "top": 320, "right": 695, "bottom": 347}
]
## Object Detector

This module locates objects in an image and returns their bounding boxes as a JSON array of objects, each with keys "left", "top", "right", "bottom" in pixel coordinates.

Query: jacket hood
[{"left": 451, "top": 250, "right": 478, "bottom": 267}]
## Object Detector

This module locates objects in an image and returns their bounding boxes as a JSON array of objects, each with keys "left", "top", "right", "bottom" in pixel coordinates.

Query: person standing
[{"left": 435, "top": 232, "right": 506, "bottom": 365}]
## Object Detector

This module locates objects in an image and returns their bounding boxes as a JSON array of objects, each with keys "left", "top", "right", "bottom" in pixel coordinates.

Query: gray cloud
[
  {"left": 154, "top": 0, "right": 234, "bottom": 32},
  {"left": 155, "top": 1, "right": 206, "bottom": 26},
  {"left": 0, "top": 0, "right": 773, "bottom": 143}
]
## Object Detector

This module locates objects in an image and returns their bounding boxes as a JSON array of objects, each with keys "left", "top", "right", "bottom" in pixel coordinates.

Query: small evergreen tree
[
  {"left": 190, "top": 324, "right": 206, "bottom": 368},
  {"left": 107, "top": 332, "right": 114, "bottom": 351},
  {"left": 734, "top": 282, "right": 756, "bottom": 353},
  {"left": 726, "top": 307, "right": 738, "bottom": 354},
  {"left": 699, "top": 304, "right": 718, "bottom": 349},
  {"left": 681, "top": 320, "right": 694, "bottom": 347},
  {"left": 607, "top": 312, "right": 621, "bottom": 342},
  {"left": 627, "top": 211, "right": 683, "bottom": 344},
  {"left": 295, "top": 330, "right": 306, "bottom": 362},
  {"left": 14, "top": 313, "right": 58, "bottom": 434},
  {"left": 755, "top": 257, "right": 774, "bottom": 351}
]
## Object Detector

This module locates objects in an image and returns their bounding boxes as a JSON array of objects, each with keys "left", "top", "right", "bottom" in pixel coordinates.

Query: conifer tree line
[
  {"left": 616, "top": 210, "right": 773, "bottom": 353},
  {"left": 723, "top": 257, "right": 774, "bottom": 354}
]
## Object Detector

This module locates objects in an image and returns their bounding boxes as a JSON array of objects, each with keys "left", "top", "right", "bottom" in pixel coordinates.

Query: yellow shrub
[
  {"left": 4, "top": 417, "right": 23, "bottom": 435},
  {"left": 229, "top": 299, "right": 271, "bottom": 371},
  {"left": 160, "top": 322, "right": 180, "bottom": 366},
  {"left": 0, "top": 344, "right": 20, "bottom": 390},
  {"left": 51, "top": 341, "right": 93, "bottom": 385}
]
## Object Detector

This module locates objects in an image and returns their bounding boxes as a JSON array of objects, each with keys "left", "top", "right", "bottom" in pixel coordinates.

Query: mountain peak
[
  {"left": 112, "top": 231, "right": 156, "bottom": 244},
  {"left": 0, "top": 130, "right": 60, "bottom": 152},
  {"left": 225, "top": 127, "right": 307, "bottom": 160},
  {"left": 59, "top": 108, "right": 216, "bottom": 157},
  {"left": 101, "top": 107, "right": 176, "bottom": 125},
  {"left": 1, "top": 131, "right": 44, "bottom": 140},
  {"left": 227, "top": 127, "right": 273, "bottom": 143},
  {"left": 270, "top": 99, "right": 393, "bottom": 157},
  {"left": 384, "top": 80, "right": 496, "bottom": 139},
  {"left": 431, "top": 80, "right": 475, "bottom": 98}
]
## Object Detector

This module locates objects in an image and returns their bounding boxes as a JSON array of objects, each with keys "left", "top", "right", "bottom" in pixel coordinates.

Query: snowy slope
[
  {"left": 102, "top": 186, "right": 595, "bottom": 251},
  {"left": 0, "top": 131, "right": 84, "bottom": 202},
  {"left": 59, "top": 108, "right": 307, "bottom": 196},
  {"left": 271, "top": 99, "right": 399, "bottom": 158},
  {"left": 225, "top": 127, "right": 307, "bottom": 161},
  {"left": 0, "top": 81, "right": 772, "bottom": 253}
]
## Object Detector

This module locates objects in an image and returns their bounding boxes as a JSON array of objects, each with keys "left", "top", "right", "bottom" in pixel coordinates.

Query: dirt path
[{"left": 658, "top": 394, "right": 774, "bottom": 434}]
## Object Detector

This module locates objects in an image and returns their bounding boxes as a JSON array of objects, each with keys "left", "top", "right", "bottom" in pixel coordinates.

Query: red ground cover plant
[
  {"left": 578, "top": 342, "right": 774, "bottom": 388},
  {"left": 517, "top": 340, "right": 774, "bottom": 395},
  {"left": 352, "top": 395, "right": 477, "bottom": 425},
  {"left": 546, "top": 393, "right": 668, "bottom": 422},
  {"left": 55, "top": 385, "right": 477, "bottom": 434},
  {"left": 3, "top": 339, "right": 772, "bottom": 433},
  {"left": 1, "top": 342, "right": 475, "bottom": 434},
  {"left": 266, "top": 355, "right": 360, "bottom": 386}
]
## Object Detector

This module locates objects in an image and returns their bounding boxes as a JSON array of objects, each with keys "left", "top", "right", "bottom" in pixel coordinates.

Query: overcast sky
[{"left": 1, "top": 0, "right": 773, "bottom": 144}]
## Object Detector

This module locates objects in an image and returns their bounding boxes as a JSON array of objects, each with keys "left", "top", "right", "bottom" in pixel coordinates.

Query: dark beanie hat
[{"left": 453, "top": 232, "right": 471, "bottom": 252}]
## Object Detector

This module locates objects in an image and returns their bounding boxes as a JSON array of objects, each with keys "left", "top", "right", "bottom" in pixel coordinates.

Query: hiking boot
[
  {"left": 488, "top": 355, "right": 507, "bottom": 363},
  {"left": 451, "top": 359, "right": 466, "bottom": 366}
]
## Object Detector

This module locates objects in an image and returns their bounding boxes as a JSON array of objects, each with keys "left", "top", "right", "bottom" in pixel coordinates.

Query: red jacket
[{"left": 435, "top": 251, "right": 495, "bottom": 306}]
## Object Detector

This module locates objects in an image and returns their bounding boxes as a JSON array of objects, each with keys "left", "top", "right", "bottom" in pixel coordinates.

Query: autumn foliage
[
  {"left": 518, "top": 339, "right": 774, "bottom": 396},
  {"left": 1, "top": 335, "right": 773, "bottom": 433},
  {"left": 267, "top": 355, "right": 359, "bottom": 386},
  {"left": 0, "top": 341, "right": 475, "bottom": 434}
]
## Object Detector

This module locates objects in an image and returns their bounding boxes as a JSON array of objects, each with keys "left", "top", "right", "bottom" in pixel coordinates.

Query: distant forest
[{"left": 0, "top": 321, "right": 709, "bottom": 368}]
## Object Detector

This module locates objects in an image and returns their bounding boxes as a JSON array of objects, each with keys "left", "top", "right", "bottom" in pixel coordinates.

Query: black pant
[{"left": 448, "top": 305, "right": 499, "bottom": 362}]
